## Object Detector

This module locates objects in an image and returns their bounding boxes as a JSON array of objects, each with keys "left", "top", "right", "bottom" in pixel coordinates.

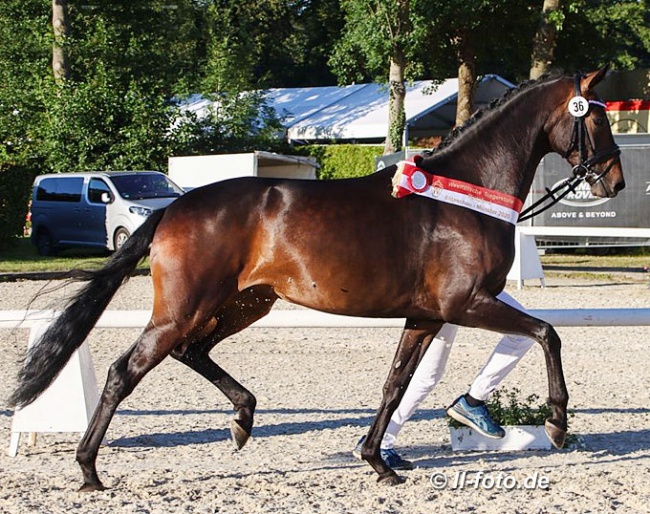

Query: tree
[
  {"left": 554, "top": 1, "right": 650, "bottom": 72},
  {"left": 530, "top": 0, "right": 562, "bottom": 80},
  {"left": 330, "top": 0, "right": 539, "bottom": 147},
  {"left": 0, "top": 0, "right": 51, "bottom": 249},
  {"left": 330, "top": 0, "right": 426, "bottom": 154},
  {"left": 39, "top": 0, "right": 204, "bottom": 172},
  {"left": 415, "top": 0, "right": 538, "bottom": 124},
  {"left": 386, "top": 0, "right": 410, "bottom": 154}
]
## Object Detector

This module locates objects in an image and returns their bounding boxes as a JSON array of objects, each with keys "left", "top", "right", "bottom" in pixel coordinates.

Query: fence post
[{"left": 7, "top": 320, "right": 101, "bottom": 457}]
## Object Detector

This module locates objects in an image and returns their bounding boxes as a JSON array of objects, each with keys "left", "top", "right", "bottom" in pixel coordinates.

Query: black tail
[{"left": 8, "top": 208, "right": 167, "bottom": 408}]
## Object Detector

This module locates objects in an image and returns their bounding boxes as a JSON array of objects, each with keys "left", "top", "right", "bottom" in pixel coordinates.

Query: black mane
[{"left": 425, "top": 71, "right": 565, "bottom": 155}]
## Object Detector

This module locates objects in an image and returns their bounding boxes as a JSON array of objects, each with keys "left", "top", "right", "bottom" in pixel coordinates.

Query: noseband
[{"left": 518, "top": 73, "right": 621, "bottom": 222}]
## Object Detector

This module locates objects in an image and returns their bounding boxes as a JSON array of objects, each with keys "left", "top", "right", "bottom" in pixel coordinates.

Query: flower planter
[{"left": 450, "top": 425, "right": 552, "bottom": 451}]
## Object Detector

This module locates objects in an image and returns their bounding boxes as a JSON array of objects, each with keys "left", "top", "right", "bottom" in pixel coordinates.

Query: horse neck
[{"left": 424, "top": 85, "right": 560, "bottom": 202}]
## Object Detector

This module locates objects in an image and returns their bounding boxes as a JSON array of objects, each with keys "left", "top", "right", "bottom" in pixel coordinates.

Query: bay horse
[{"left": 9, "top": 68, "right": 624, "bottom": 490}]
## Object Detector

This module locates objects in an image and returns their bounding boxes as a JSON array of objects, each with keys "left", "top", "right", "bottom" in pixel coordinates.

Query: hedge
[{"left": 295, "top": 144, "right": 383, "bottom": 180}]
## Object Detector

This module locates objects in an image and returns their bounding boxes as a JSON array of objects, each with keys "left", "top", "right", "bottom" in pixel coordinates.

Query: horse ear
[{"left": 582, "top": 64, "right": 610, "bottom": 92}]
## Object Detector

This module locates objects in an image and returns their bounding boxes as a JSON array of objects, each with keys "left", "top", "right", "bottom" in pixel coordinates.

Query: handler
[{"left": 354, "top": 290, "right": 535, "bottom": 469}]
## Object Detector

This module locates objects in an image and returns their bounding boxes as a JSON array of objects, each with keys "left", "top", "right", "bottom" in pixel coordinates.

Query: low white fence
[
  {"left": 3, "top": 307, "right": 650, "bottom": 457},
  {"left": 3, "top": 307, "right": 650, "bottom": 330},
  {"left": 507, "top": 226, "right": 650, "bottom": 289}
]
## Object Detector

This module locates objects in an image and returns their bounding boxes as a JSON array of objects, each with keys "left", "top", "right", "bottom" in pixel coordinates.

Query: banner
[{"left": 528, "top": 143, "right": 650, "bottom": 246}]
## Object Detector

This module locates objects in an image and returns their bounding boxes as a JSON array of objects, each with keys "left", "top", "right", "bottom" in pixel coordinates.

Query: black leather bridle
[{"left": 518, "top": 73, "right": 621, "bottom": 222}]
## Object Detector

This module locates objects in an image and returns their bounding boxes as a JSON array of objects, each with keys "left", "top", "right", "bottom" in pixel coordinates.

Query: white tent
[{"left": 180, "top": 75, "right": 515, "bottom": 144}]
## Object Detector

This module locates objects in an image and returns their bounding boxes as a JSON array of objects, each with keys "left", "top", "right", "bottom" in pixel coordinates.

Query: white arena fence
[
  {"left": 2, "top": 307, "right": 650, "bottom": 330},
  {"left": 3, "top": 307, "right": 650, "bottom": 457}
]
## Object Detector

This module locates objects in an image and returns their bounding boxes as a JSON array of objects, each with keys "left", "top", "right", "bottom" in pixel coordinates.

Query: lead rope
[{"left": 517, "top": 176, "right": 582, "bottom": 222}]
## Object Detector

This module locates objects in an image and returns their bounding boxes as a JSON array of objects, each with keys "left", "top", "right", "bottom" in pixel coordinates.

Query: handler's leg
[{"left": 467, "top": 291, "right": 536, "bottom": 401}]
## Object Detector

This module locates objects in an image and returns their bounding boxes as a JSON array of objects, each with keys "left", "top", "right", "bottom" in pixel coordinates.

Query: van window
[
  {"left": 88, "top": 178, "right": 112, "bottom": 204},
  {"left": 110, "top": 173, "right": 182, "bottom": 200},
  {"left": 36, "top": 177, "right": 83, "bottom": 202}
]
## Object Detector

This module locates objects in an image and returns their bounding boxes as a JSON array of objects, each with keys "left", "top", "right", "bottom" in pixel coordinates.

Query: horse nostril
[{"left": 615, "top": 180, "right": 626, "bottom": 192}]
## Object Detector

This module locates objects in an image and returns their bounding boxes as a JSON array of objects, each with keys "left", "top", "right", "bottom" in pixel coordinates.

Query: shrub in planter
[{"left": 448, "top": 388, "right": 563, "bottom": 451}]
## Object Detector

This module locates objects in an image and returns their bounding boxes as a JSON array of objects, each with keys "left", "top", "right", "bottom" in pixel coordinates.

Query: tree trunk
[
  {"left": 455, "top": 29, "right": 476, "bottom": 127},
  {"left": 384, "top": 0, "right": 409, "bottom": 156},
  {"left": 385, "top": 55, "right": 407, "bottom": 155},
  {"left": 52, "top": 0, "right": 70, "bottom": 83},
  {"left": 529, "top": 0, "right": 561, "bottom": 80}
]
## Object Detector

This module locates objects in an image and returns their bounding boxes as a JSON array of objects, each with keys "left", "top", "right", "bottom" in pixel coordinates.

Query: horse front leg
[
  {"left": 456, "top": 293, "right": 568, "bottom": 448},
  {"left": 362, "top": 319, "right": 443, "bottom": 485}
]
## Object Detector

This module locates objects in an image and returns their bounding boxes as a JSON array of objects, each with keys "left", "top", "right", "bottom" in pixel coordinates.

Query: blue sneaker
[
  {"left": 352, "top": 435, "right": 413, "bottom": 470},
  {"left": 447, "top": 396, "right": 505, "bottom": 439}
]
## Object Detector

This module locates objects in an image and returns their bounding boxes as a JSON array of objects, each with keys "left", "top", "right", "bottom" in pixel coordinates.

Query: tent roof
[
  {"left": 179, "top": 74, "right": 515, "bottom": 143},
  {"left": 271, "top": 74, "right": 515, "bottom": 143}
]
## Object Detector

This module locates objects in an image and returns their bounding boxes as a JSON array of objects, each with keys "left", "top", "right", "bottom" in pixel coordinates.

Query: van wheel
[
  {"left": 114, "top": 228, "right": 130, "bottom": 251},
  {"left": 36, "top": 230, "right": 57, "bottom": 256}
]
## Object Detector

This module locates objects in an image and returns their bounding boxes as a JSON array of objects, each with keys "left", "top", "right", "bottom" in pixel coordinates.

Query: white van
[{"left": 30, "top": 171, "right": 183, "bottom": 255}]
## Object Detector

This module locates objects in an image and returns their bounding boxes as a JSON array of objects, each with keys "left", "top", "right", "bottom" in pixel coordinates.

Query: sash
[{"left": 391, "top": 160, "right": 523, "bottom": 225}]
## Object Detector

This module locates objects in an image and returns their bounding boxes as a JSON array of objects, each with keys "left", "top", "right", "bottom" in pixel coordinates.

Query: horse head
[{"left": 546, "top": 66, "right": 625, "bottom": 198}]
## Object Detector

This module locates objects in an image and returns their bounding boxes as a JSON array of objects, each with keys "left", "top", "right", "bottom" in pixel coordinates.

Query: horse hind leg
[
  {"left": 171, "top": 286, "right": 278, "bottom": 450},
  {"left": 76, "top": 322, "right": 185, "bottom": 491}
]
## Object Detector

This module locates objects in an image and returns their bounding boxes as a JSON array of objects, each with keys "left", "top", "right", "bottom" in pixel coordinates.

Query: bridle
[{"left": 518, "top": 73, "right": 621, "bottom": 222}]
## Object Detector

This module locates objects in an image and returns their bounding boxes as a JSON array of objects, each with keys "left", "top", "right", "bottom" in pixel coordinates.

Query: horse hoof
[
  {"left": 231, "top": 419, "right": 251, "bottom": 450},
  {"left": 545, "top": 419, "right": 566, "bottom": 449},
  {"left": 78, "top": 482, "right": 106, "bottom": 492},
  {"left": 377, "top": 472, "right": 406, "bottom": 486}
]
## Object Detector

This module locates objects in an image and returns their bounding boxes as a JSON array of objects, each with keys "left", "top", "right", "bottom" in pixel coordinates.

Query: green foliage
[
  {"left": 296, "top": 145, "right": 382, "bottom": 180},
  {"left": 40, "top": 79, "right": 174, "bottom": 172},
  {"left": 448, "top": 388, "right": 554, "bottom": 427},
  {"left": 0, "top": 161, "right": 39, "bottom": 251},
  {"left": 556, "top": 0, "right": 650, "bottom": 71},
  {"left": 330, "top": 0, "right": 425, "bottom": 84},
  {"left": 198, "top": 0, "right": 343, "bottom": 89},
  {"left": 331, "top": 1, "right": 540, "bottom": 85},
  {"left": 0, "top": 0, "right": 49, "bottom": 249}
]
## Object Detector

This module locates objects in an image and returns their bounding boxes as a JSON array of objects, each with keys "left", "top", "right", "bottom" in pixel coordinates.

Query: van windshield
[{"left": 110, "top": 173, "right": 183, "bottom": 200}]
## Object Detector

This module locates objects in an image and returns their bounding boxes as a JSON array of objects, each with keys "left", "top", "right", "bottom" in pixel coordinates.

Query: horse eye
[{"left": 593, "top": 117, "right": 605, "bottom": 126}]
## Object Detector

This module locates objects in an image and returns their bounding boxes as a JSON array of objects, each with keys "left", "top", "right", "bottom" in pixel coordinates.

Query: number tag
[{"left": 568, "top": 96, "right": 589, "bottom": 117}]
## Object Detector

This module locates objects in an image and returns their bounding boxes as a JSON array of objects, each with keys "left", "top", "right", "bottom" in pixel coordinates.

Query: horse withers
[{"left": 9, "top": 68, "right": 624, "bottom": 490}]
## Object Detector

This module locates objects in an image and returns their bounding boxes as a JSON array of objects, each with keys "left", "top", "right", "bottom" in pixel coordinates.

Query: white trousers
[{"left": 381, "top": 291, "right": 535, "bottom": 449}]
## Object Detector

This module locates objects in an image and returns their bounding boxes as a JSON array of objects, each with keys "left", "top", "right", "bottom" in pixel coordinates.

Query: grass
[
  {"left": 0, "top": 237, "right": 149, "bottom": 274},
  {"left": 1, "top": 237, "right": 649, "bottom": 276},
  {"left": 541, "top": 248, "right": 650, "bottom": 270},
  {"left": 540, "top": 248, "right": 650, "bottom": 282}
]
